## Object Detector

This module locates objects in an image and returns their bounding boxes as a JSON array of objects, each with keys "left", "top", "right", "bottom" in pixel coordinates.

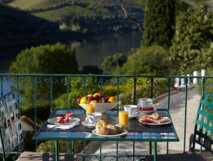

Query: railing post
[
  {"left": 1, "top": 76, "right": 3, "bottom": 96},
  {"left": 98, "top": 76, "right": 104, "bottom": 92},
  {"left": 16, "top": 75, "right": 22, "bottom": 152},
  {"left": 16, "top": 76, "right": 20, "bottom": 106},
  {"left": 32, "top": 76, "right": 37, "bottom": 150},
  {"left": 82, "top": 77, "right": 88, "bottom": 95},
  {"left": 132, "top": 76, "right": 137, "bottom": 161},
  {"left": 66, "top": 77, "right": 70, "bottom": 108},
  {"left": 183, "top": 77, "right": 188, "bottom": 152},
  {"left": 202, "top": 77, "right": 206, "bottom": 96},
  {"left": 150, "top": 77, "right": 154, "bottom": 98},
  {"left": 133, "top": 76, "right": 137, "bottom": 104},
  {"left": 32, "top": 76, "right": 37, "bottom": 127},
  {"left": 116, "top": 76, "right": 120, "bottom": 111},
  {"left": 116, "top": 76, "right": 120, "bottom": 161},
  {"left": 149, "top": 77, "right": 154, "bottom": 155},
  {"left": 166, "top": 77, "right": 171, "bottom": 154},
  {"left": 49, "top": 77, "right": 53, "bottom": 112}
]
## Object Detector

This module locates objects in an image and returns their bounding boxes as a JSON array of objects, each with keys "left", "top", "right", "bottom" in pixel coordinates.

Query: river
[{"left": 0, "top": 31, "right": 142, "bottom": 72}]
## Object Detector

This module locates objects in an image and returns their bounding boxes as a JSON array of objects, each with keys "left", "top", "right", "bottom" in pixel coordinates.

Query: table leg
[
  {"left": 54, "top": 140, "right": 59, "bottom": 161},
  {"left": 149, "top": 142, "right": 152, "bottom": 155},
  {"left": 99, "top": 143, "right": 102, "bottom": 161},
  {"left": 116, "top": 141, "right": 119, "bottom": 161},
  {"left": 0, "top": 128, "right": 6, "bottom": 161},
  {"left": 133, "top": 141, "right": 135, "bottom": 161},
  {"left": 71, "top": 141, "right": 74, "bottom": 160},
  {"left": 152, "top": 142, "right": 157, "bottom": 161}
]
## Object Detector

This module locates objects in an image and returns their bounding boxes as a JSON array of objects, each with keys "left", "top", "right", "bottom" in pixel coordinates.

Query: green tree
[
  {"left": 10, "top": 44, "right": 79, "bottom": 119},
  {"left": 143, "top": 0, "right": 176, "bottom": 47},
  {"left": 122, "top": 45, "right": 171, "bottom": 75},
  {"left": 170, "top": 6, "right": 213, "bottom": 73},
  {"left": 101, "top": 53, "right": 127, "bottom": 74},
  {"left": 10, "top": 43, "right": 78, "bottom": 73}
]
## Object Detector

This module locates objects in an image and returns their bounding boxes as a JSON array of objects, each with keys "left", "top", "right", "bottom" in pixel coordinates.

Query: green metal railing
[{"left": 0, "top": 73, "right": 211, "bottom": 160}]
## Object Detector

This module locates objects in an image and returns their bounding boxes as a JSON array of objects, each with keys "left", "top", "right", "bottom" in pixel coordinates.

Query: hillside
[
  {"left": 0, "top": 4, "right": 87, "bottom": 57},
  {"left": 7, "top": 0, "right": 144, "bottom": 21},
  {"left": 0, "top": 1, "right": 144, "bottom": 57},
  {"left": 3, "top": 0, "right": 144, "bottom": 35}
]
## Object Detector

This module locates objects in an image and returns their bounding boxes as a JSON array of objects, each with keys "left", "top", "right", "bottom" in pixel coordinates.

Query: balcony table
[{"left": 34, "top": 108, "right": 179, "bottom": 161}]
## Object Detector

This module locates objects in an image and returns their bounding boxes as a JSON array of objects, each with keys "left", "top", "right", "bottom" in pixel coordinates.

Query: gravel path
[{"left": 79, "top": 88, "right": 201, "bottom": 161}]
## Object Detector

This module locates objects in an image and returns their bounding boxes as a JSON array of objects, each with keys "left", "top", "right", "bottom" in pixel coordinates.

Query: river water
[
  {"left": 75, "top": 31, "right": 142, "bottom": 69},
  {"left": 0, "top": 31, "right": 142, "bottom": 72}
]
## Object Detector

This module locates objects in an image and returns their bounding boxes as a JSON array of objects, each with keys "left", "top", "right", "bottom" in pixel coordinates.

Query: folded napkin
[{"left": 47, "top": 120, "right": 80, "bottom": 130}]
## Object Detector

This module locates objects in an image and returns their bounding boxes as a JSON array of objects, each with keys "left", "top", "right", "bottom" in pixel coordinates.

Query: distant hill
[
  {"left": 0, "top": 4, "right": 86, "bottom": 56},
  {"left": 7, "top": 0, "right": 144, "bottom": 22},
  {"left": 2, "top": 0, "right": 144, "bottom": 38},
  {"left": 0, "top": 0, "right": 144, "bottom": 57}
]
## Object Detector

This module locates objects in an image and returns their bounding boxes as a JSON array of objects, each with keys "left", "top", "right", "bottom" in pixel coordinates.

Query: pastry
[
  {"left": 97, "top": 126, "right": 109, "bottom": 135},
  {"left": 107, "top": 124, "right": 119, "bottom": 135},
  {"left": 96, "top": 119, "right": 108, "bottom": 135},
  {"left": 95, "top": 120, "right": 123, "bottom": 135},
  {"left": 150, "top": 113, "right": 160, "bottom": 120},
  {"left": 138, "top": 113, "right": 171, "bottom": 124}
]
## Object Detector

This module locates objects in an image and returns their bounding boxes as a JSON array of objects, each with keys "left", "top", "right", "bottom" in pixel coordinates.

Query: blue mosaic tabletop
[{"left": 34, "top": 108, "right": 179, "bottom": 142}]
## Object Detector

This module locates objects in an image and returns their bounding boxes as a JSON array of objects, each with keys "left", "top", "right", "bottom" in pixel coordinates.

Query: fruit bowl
[{"left": 79, "top": 103, "right": 117, "bottom": 113}]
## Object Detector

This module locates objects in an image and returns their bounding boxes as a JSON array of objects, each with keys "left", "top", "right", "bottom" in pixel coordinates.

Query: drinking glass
[{"left": 118, "top": 111, "right": 128, "bottom": 127}]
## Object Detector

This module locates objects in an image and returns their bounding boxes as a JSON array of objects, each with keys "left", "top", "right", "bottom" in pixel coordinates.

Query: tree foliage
[
  {"left": 10, "top": 43, "right": 78, "bottom": 73},
  {"left": 10, "top": 44, "right": 79, "bottom": 116},
  {"left": 122, "top": 45, "right": 171, "bottom": 75},
  {"left": 143, "top": 0, "right": 176, "bottom": 47},
  {"left": 170, "top": 6, "right": 213, "bottom": 73},
  {"left": 100, "top": 53, "right": 127, "bottom": 74}
]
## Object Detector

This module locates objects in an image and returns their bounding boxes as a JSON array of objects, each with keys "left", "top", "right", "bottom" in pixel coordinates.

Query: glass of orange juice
[
  {"left": 86, "top": 104, "right": 95, "bottom": 114},
  {"left": 118, "top": 111, "right": 128, "bottom": 127}
]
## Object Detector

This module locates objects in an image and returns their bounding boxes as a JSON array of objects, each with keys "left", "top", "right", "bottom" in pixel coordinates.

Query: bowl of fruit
[{"left": 77, "top": 92, "right": 117, "bottom": 113}]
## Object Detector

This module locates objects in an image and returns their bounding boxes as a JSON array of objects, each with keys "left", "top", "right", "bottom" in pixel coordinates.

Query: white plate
[
  {"left": 92, "top": 129, "right": 128, "bottom": 137},
  {"left": 140, "top": 119, "right": 172, "bottom": 126},
  {"left": 47, "top": 117, "right": 80, "bottom": 125},
  {"left": 81, "top": 121, "right": 95, "bottom": 128}
]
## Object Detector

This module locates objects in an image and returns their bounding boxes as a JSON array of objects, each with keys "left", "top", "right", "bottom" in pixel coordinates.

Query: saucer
[
  {"left": 81, "top": 120, "right": 95, "bottom": 128},
  {"left": 128, "top": 112, "right": 139, "bottom": 119}
]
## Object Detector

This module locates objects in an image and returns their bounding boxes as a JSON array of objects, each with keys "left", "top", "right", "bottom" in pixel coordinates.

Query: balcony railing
[{"left": 0, "top": 73, "right": 212, "bottom": 160}]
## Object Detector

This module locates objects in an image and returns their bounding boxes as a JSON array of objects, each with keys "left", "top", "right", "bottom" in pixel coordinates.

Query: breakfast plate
[
  {"left": 138, "top": 113, "right": 171, "bottom": 126},
  {"left": 47, "top": 117, "right": 80, "bottom": 125},
  {"left": 140, "top": 119, "right": 172, "bottom": 126},
  {"left": 92, "top": 129, "right": 128, "bottom": 137}
]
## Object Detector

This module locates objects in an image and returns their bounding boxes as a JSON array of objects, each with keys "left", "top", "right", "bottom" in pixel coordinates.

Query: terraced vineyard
[{"left": 7, "top": 0, "right": 144, "bottom": 21}]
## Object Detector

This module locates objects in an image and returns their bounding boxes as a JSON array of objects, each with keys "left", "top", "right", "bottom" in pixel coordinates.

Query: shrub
[
  {"left": 10, "top": 43, "right": 79, "bottom": 120},
  {"left": 122, "top": 46, "right": 172, "bottom": 75},
  {"left": 10, "top": 43, "right": 78, "bottom": 73},
  {"left": 101, "top": 53, "right": 127, "bottom": 74}
]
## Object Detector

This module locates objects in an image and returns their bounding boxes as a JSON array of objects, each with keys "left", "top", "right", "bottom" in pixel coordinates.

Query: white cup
[{"left": 124, "top": 105, "right": 138, "bottom": 117}]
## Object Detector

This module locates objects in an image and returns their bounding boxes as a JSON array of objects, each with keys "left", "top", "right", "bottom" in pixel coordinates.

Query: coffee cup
[{"left": 124, "top": 105, "right": 138, "bottom": 117}]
